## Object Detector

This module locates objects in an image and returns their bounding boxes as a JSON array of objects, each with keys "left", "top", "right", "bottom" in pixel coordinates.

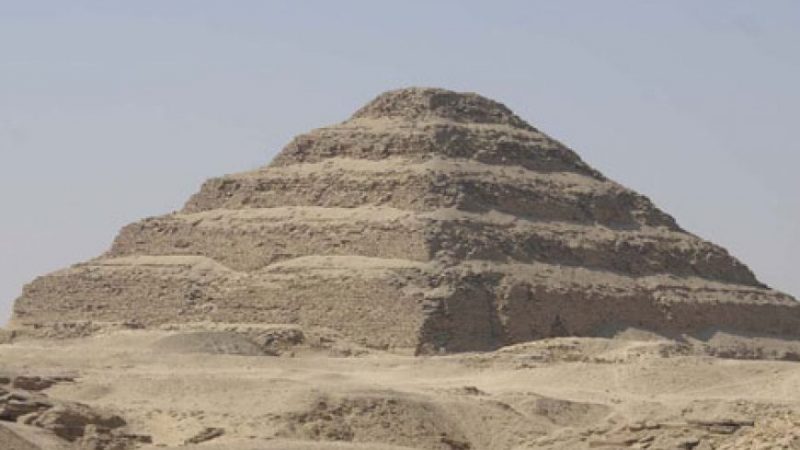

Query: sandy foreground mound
[{"left": 2, "top": 327, "right": 800, "bottom": 449}]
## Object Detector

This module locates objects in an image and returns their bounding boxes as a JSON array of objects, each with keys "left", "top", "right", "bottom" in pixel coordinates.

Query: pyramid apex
[{"left": 351, "top": 87, "right": 534, "bottom": 130}]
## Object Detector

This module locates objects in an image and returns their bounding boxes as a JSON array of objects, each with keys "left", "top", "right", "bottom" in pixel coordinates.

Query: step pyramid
[{"left": 12, "top": 87, "right": 799, "bottom": 353}]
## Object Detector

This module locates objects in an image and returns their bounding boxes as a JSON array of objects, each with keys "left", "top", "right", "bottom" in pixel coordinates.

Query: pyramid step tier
[
  {"left": 13, "top": 255, "right": 429, "bottom": 349},
  {"left": 13, "top": 256, "right": 798, "bottom": 353},
  {"left": 109, "top": 206, "right": 757, "bottom": 285},
  {"left": 270, "top": 117, "right": 601, "bottom": 178},
  {"left": 183, "top": 158, "right": 678, "bottom": 230}
]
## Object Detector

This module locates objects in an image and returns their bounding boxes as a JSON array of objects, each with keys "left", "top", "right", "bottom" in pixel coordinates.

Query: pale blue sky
[{"left": 1, "top": 1, "right": 798, "bottom": 324}]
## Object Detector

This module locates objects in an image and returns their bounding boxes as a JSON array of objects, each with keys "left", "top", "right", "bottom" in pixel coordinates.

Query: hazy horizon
[{"left": 2, "top": 1, "right": 798, "bottom": 325}]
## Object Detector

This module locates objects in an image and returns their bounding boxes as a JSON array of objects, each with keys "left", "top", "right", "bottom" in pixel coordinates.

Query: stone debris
[
  {"left": 0, "top": 375, "right": 148, "bottom": 449},
  {"left": 183, "top": 427, "right": 225, "bottom": 444},
  {"left": 11, "top": 375, "right": 76, "bottom": 392}
]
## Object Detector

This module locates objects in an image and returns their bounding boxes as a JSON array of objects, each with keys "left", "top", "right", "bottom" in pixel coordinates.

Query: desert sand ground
[{"left": 2, "top": 327, "right": 800, "bottom": 450}]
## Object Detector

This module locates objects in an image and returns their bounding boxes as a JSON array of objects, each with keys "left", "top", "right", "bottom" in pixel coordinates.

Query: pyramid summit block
[
  {"left": 11, "top": 87, "right": 799, "bottom": 353},
  {"left": 351, "top": 87, "right": 534, "bottom": 129}
]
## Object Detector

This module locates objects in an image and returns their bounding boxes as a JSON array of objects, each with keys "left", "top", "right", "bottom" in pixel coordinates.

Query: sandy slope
[{"left": 2, "top": 328, "right": 800, "bottom": 449}]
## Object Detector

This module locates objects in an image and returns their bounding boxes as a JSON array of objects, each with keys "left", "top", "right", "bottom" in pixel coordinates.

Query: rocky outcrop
[
  {"left": 0, "top": 375, "right": 149, "bottom": 449},
  {"left": 10, "top": 87, "right": 799, "bottom": 353}
]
